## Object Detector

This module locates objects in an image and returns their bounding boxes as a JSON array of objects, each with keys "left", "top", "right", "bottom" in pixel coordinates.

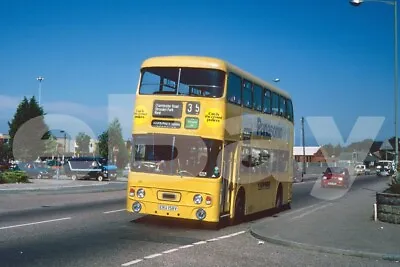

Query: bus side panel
[{"left": 224, "top": 102, "right": 242, "bottom": 220}]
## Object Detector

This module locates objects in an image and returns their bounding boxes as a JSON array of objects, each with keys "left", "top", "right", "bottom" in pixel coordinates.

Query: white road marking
[
  {"left": 227, "top": 230, "right": 246, "bottom": 236},
  {"left": 103, "top": 209, "right": 126, "bottom": 214},
  {"left": 162, "top": 248, "right": 179, "bottom": 254},
  {"left": 289, "top": 203, "right": 333, "bottom": 221},
  {"left": 278, "top": 203, "right": 321, "bottom": 218},
  {"left": 293, "top": 180, "right": 317, "bottom": 185},
  {"left": 192, "top": 241, "right": 207, "bottom": 245},
  {"left": 121, "top": 259, "right": 143, "bottom": 266},
  {"left": 179, "top": 244, "right": 194, "bottom": 249},
  {"left": 144, "top": 253, "right": 162, "bottom": 259},
  {"left": 216, "top": 234, "right": 231, "bottom": 240},
  {"left": 0, "top": 217, "right": 72, "bottom": 230},
  {"left": 120, "top": 230, "right": 246, "bottom": 266}
]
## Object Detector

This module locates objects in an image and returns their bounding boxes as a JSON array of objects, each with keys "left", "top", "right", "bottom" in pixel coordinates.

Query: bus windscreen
[
  {"left": 138, "top": 67, "right": 225, "bottom": 98},
  {"left": 131, "top": 134, "right": 222, "bottom": 178}
]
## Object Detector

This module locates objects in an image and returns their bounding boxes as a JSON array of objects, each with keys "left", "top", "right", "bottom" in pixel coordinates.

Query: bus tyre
[
  {"left": 275, "top": 185, "right": 283, "bottom": 211},
  {"left": 234, "top": 191, "right": 245, "bottom": 224}
]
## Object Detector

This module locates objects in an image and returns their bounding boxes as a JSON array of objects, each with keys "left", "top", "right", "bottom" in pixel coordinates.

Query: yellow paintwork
[{"left": 127, "top": 55, "right": 294, "bottom": 223}]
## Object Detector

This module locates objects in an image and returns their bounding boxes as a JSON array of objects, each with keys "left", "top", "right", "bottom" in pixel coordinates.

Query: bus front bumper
[{"left": 127, "top": 199, "right": 219, "bottom": 222}]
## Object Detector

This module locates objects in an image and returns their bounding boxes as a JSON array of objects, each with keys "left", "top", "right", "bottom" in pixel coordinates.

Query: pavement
[
  {"left": 0, "top": 176, "right": 128, "bottom": 193},
  {"left": 251, "top": 175, "right": 400, "bottom": 262},
  {"left": 1, "top": 175, "right": 399, "bottom": 267}
]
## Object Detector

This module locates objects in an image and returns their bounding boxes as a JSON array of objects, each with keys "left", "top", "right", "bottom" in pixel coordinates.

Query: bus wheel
[
  {"left": 275, "top": 185, "right": 283, "bottom": 211},
  {"left": 71, "top": 175, "right": 77, "bottom": 181},
  {"left": 234, "top": 191, "right": 245, "bottom": 224}
]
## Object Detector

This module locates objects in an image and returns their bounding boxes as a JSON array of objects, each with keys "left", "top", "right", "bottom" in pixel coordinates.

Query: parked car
[
  {"left": 12, "top": 162, "right": 54, "bottom": 179},
  {"left": 321, "top": 167, "right": 350, "bottom": 188},
  {"left": 377, "top": 167, "right": 392, "bottom": 177},
  {"left": 354, "top": 164, "right": 370, "bottom": 176}
]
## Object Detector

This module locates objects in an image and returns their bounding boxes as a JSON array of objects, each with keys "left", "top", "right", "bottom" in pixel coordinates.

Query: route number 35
[{"left": 186, "top": 102, "right": 200, "bottom": 115}]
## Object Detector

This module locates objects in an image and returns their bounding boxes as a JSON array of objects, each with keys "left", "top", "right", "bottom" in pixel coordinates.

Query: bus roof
[{"left": 141, "top": 55, "right": 291, "bottom": 99}]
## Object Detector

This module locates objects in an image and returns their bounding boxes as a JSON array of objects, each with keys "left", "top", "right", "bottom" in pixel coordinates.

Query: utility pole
[
  {"left": 36, "top": 76, "right": 44, "bottom": 105},
  {"left": 301, "top": 117, "right": 306, "bottom": 176}
]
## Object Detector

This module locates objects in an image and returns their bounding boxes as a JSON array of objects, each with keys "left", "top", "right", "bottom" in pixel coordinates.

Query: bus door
[{"left": 220, "top": 141, "right": 235, "bottom": 217}]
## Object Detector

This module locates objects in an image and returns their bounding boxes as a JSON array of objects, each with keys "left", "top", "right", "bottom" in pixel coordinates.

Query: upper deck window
[
  {"left": 242, "top": 80, "right": 253, "bottom": 109},
  {"left": 139, "top": 67, "right": 225, "bottom": 98},
  {"left": 227, "top": 73, "right": 242, "bottom": 105},
  {"left": 253, "top": 84, "right": 262, "bottom": 111},
  {"left": 271, "top": 92, "right": 279, "bottom": 115},
  {"left": 263, "top": 89, "right": 271, "bottom": 114},
  {"left": 279, "top": 96, "right": 287, "bottom": 117},
  {"left": 287, "top": 99, "right": 294, "bottom": 122}
]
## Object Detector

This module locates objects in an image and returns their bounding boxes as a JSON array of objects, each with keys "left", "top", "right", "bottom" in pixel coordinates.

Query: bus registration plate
[{"left": 158, "top": 204, "right": 178, "bottom": 211}]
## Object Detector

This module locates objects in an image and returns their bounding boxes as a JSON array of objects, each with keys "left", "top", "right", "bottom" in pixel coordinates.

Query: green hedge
[{"left": 0, "top": 171, "right": 30, "bottom": 184}]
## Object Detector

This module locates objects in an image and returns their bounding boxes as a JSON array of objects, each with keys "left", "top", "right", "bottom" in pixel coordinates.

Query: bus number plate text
[{"left": 158, "top": 204, "right": 178, "bottom": 211}]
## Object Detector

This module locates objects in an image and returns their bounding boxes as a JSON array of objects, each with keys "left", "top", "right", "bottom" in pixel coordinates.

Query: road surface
[{"left": 1, "top": 175, "right": 396, "bottom": 267}]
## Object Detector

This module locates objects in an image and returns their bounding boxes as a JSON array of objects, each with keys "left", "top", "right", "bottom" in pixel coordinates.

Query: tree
[
  {"left": 8, "top": 96, "right": 51, "bottom": 161},
  {"left": 43, "top": 134, "right": 58, "bottom": 157},
  {"left": 98, "top": 131, "right": 109, "bottom": 159},
  {"left": 321, "top": 144, "right": 334, "bottom": 157},
  {"left": 0, "top": 141, "right": 12, "bottom": 162},
  {"left": 97, "top": 118, "right": 129, "bottom": 169},
  {"left": 75, "top": 132, "right": 91, "bottom": 155},
  {"left": 333, "top": 144, "right": 343, "bottom": 157}
]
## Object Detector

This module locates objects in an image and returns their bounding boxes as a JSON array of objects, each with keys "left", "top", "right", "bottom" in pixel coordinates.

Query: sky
[{"left": 0, "top": 0, "right": 397, "bottom": 146}]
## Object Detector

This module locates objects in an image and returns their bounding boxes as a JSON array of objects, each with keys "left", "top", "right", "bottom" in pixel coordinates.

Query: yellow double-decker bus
[{"left": 127, "top": 56, "right": 294, "bottom": 224}]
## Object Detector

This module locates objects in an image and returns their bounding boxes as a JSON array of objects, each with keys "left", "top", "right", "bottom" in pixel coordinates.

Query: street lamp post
[
  {"left": 301, "top": 117, "right": 306, "bottom": 176},
  {"left": 60, "top": 130, "right": 67, "bottom": 158},
  {"left": 350, "top": 0, "right": 399, "bottom": 173},
  {"left": 36, "top": 76, "right": 44, "bottom": 106}
]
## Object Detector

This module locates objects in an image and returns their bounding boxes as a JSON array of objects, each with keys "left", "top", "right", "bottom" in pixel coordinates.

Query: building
[
  {"left": 293, "top": 146, "right": 326, "bottom": 163},
  {"left": 52, "top": 137, "right": 98, "bottom": 156}
]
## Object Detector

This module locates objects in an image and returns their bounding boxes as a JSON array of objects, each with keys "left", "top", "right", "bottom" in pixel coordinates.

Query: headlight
[
  {"left": 338, "top": 177, "right": 343, "bottom": 181},
  {"left": 196, "top": 208, "right": 206, "bottom": 220},
  {"left": 137, "top": 188, "right": 145, "bottom": 198},
  {"left": 132, "top": 201, "right": 141, "bottom": 213},
  {"left": 193, "top": 194, "right": 202, "bottom": 204}
]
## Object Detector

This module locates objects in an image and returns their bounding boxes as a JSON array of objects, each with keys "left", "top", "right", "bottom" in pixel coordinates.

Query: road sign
[{"left": 380, "top": 139, "right": 393, "bottom": 151}]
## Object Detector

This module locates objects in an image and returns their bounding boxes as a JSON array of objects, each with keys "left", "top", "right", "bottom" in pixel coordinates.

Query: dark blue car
[{"left": 13, "top": 162, "right": 54, "bottom": 179}]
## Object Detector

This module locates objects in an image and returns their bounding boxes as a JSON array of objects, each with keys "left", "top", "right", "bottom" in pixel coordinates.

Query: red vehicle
[{"left": 321, "top": 167, "right": 350, "bottom": 188}]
